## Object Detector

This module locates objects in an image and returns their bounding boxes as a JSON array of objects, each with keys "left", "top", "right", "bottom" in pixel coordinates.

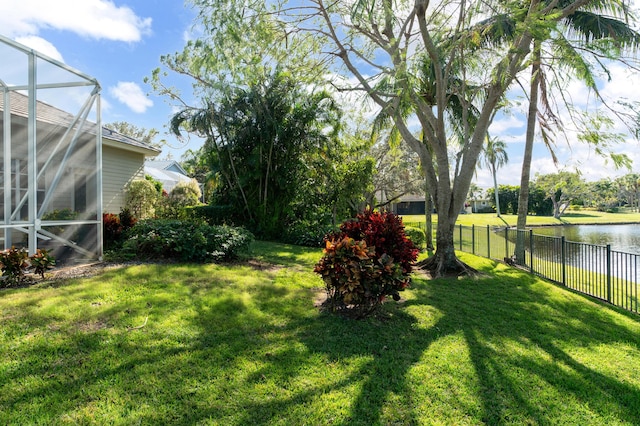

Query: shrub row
[{"left": 120, "top": 220, "right": 254, "bottom": 262}]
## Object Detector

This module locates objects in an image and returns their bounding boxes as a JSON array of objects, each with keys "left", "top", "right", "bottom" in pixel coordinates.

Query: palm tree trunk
[
  {"left": 515, "top": 41, "right": 541, "bottom": 264},
  {"left": 492, "top": 163, "right": 501, "bottom": 217}
]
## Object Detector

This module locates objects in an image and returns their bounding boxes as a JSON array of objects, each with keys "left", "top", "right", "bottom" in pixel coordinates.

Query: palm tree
[
  {"left": 481, "top": 135, "right": 509, "bottom": 217},
  {"left": 475, "top": 0, "right": 640, "bottom": 261}
]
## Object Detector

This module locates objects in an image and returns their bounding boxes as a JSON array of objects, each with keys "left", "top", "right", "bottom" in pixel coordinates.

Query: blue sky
[
  {"left": 0, "top": 0, "right": 199, "bottom": 159},
  {"left": 1, "top": 0, "right": 639, "bottom": 189}
]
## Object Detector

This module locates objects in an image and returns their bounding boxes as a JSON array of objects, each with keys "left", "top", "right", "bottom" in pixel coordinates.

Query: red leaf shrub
[{"left": 314, "top": 209, "right": 418, "bottom": 317}]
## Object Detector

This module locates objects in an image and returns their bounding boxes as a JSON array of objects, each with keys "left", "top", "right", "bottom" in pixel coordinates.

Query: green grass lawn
[
  {"left": 2, "top": 241, "right": 640, "bottom": 424},
  {"left": 403, "top": 209, "right": 640, "bottom": 228}
]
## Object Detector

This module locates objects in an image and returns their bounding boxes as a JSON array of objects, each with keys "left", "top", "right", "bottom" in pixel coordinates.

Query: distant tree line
[{"left": 482, "top": 172, "right": 640, "bottom": 217}]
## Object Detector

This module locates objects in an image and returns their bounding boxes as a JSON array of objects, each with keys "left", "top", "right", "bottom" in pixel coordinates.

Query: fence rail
[{"left": 405, "top": 222, "right": 640, "bottom": 314}]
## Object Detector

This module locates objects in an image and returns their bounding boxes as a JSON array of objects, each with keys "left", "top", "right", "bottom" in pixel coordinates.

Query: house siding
[{"left": 102, "top": 145, "right": 145, "bottom": 213}]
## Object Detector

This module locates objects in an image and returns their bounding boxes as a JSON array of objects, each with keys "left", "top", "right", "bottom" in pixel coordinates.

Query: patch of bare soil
[{"left": 44, "top": 262, "right": 134, "bottom": 282}]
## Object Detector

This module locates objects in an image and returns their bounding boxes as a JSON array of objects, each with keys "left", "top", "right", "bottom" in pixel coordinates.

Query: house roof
[
  {"left": 102, "top": 127, "right": 161, "bottom": 156},
  {"left": 145, "top": 159, "right": 188, "bottom": 176},
  {"left": 0, "top": 90, "right": 161, "bottom": 157},
  {"left": 145, "top": 165, "right": 193, "bottom": 193}
]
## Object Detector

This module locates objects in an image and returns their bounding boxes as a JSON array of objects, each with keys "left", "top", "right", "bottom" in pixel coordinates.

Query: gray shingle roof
[{"left": 0, "top": 90, "right": 161, "bottom": 155}]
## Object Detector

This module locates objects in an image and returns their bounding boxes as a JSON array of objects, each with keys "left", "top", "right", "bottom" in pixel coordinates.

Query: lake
[{"left": 532, "top": 224, "right": 640, "bottom": 255}]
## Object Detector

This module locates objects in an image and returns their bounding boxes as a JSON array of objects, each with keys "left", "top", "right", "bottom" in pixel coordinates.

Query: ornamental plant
[
  {"left": 0, "top": 247, "right": 56, "bottom": 287},
  {"left": 314, "top": 209, "right": 418, "bottom": 317},
  {"left": 30, "top": 249, "right": 56, "bottom": 279}
]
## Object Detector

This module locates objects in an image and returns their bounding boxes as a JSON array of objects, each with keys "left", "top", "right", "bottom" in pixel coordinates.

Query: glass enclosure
[{"left": 0, "top": 35, "right": 102, "bottom": 264}]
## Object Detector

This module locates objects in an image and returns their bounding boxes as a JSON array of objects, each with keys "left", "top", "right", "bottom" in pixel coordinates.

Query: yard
[{"left": 2, "top": 241, "right": 640, "bottom": 424}]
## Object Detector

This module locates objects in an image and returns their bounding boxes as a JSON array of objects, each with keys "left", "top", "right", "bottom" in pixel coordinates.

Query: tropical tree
[
  {"left": 105, "top": 121, "right": 165, "bottom": 148},
  {"left": 329, "top": 0, "right": 596, "bottom": 274},
  {"left": 155, "top": 0, "right": 612, "bottom": 276},
  {"left": 615, "top": 173, "right": 640, "bottom": 211},
  {"left": 369, "top": 138, "right": 424, "bottom": 210},
  {"left": 480, "top": 136, "right": 509, "bottom": 217},
  {"left": 295, "top": 129, "right": 376, "bottom": 228},
  {"left": 169, "top": 71, "right": 342, "bottom": 238},
  {"left": 501, "top": 0, "right": 639, "bottom": 258},
  {"left": 534, "top": 171, "right": 586, "bottom": 218},
  {"left": 470, "top": 0, "right": 639, "bottom": 256}
]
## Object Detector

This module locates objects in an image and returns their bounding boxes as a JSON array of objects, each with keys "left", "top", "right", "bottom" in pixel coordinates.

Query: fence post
[
  {"left": 561, "top": 236, "right": 566, "bottom": 286},
  {"left": 487, "top": 225, "right": 491, "bottom": 259},
  {"left": 472, "top": 224, "right": 475, "bottom": 255},
  {"left": 529, "top": 229, "right": 534, "bottom": 274},
  {"left": 606, "top": 244, "right": 612, "bottom": 303}
]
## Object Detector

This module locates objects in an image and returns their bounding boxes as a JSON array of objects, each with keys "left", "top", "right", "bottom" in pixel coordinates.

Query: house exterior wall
[{"left": 102, "top": 145, "right": 146, "bottom": 213}]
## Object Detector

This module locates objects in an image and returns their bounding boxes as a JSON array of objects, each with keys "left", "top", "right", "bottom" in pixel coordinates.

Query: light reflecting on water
[{"left": 532, "top": 224, "right": 640, "bottom": 255}]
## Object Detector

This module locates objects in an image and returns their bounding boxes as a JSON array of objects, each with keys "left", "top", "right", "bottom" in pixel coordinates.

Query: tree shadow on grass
[
  {"left": 3, "top": 259, "right": 640, "bottom": 424},
  {"left": 198, "top": 263, "right": 640, "bottom": 424},
  {"left": 414, "top": 266, "right": 640, "bottom": 424}
]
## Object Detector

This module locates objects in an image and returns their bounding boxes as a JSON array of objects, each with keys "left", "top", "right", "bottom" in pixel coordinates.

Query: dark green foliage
[
  {"left": 528, "top": 185, "right": 554, "bottom": 216},
  {"left": 315, "top": 210, "right": 418, "bottom": 317},
  {"left": 145, "top": 174, "right": 164, "bottom": 194},
  {"left": 170, "top": 71, "right": 348, "bottom": 240},
  {"left": 119, "top": 208, "right": 137, "bottom": 229},
  {"left": 42, "top": 209, "right": 78, "bottom": 236},
  {"left": 0, "top": 247, "right": 55, "bottom": 287},
  {"left": 189, "top": 205, "right": 238, "bottom": 225},
  {"left": 486, "top": 184, "right": 553, "bottom": 216},
  {"left": 486, "top": 185, "right": 519, "bottom": 215},
  {"left": 122, "top": 220, "right": 254, "bottom": 262},
  {"left": 404, "top": 226, "right": 426, "bottom": 250},
  {"left": 282, "top": 220, "right": 337, "bottom": 247}
]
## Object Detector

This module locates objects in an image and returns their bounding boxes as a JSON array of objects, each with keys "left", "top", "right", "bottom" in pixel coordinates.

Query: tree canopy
[{"left": 151, "top": 0, "right": 640, "bottom": 276}]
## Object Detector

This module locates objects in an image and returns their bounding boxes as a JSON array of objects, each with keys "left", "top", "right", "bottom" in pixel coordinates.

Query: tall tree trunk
[
  {"left": 515, "top": 41, "right": 541, "bottom": 264},
  {"left": 424, "top": 180, "right": 434, "bottom": 250},
  {"left": 492, "top": 163, "right": 501, "bottom": 217}
]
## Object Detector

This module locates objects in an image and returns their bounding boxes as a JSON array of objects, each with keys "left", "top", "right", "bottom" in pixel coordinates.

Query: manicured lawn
[
  {"left": 403, "top": 210, "right": 640, "bottom": 228},
  {"left": 2, "top": 241, "right": 640, "bottom": 424}
]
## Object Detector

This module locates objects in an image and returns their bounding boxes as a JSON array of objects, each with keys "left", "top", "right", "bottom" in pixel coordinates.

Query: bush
[
  {"left": 404, "top": 226, "right": 426, "bottom": 250},
  {"left": 122, "top": 220, "right": 254, "bottom": 262},
  {"left": 159, "top": 180, "right": 202, "bottom": 220},
  {"left": 283, "top": 220, "right": 337, "bottom": 247},
  {"left": 314, "top": 209, "right": 418, "bottom": 317},
  {"left": 103, "top": 213, "right": 122, "bottom": 250},
  {"left": 0, "top": 247, "right": 55, "bottom": 287},
  {"left": 189, "top": 205, "right": 238, "bottom": 225},
  {"left": 103, "top": 209, "right": 138, "bottom": 251},
  {"left": 125, "top": 179, "right": 159, "bottom": 219},
  {"left": 30, "top": 249, "right": 56, "bottom": 279},
  {"left": 42, "top": 209, "right": 78, "bottom": 237}
]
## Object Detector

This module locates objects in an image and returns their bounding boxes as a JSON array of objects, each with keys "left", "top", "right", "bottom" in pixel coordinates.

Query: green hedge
[{"left": 122, "top": 220, "right": 254, "bottom": 262}]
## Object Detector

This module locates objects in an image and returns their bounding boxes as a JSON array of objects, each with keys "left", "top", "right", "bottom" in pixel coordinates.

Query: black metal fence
[{"left": 405, "top": 223, "right": 639, "bottom": 314}]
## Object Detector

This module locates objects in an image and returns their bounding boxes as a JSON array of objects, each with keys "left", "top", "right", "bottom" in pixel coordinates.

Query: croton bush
[
  {"left": 314, "top": 209, "right": 418, "bottom": 317},
  {"left": 0, "top": 247, "right": 55, "bottom": 287}
]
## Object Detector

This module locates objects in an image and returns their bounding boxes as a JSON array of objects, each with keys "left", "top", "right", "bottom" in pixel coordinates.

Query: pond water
[{"left": 532, "top": 224, "right": 640, "bottom": 255}]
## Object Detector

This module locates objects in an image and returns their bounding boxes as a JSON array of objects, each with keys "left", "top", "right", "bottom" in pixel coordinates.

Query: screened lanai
[{"left": 0, "top": 35, "right": 102, "bottom": 264}]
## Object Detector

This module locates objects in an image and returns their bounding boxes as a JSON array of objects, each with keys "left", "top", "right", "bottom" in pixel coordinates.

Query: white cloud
[
  {"left": 0, "top": 0, "right": 151, "bottom": 42},
  {"left": 14, "top": 35, "right": 64, "bottom": 62},
  {"left": 489, "top": 114, "right": 525, "bottom": 136},
  {"left": 109, "top": 82, "right": 153, "bottom": 113}
]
